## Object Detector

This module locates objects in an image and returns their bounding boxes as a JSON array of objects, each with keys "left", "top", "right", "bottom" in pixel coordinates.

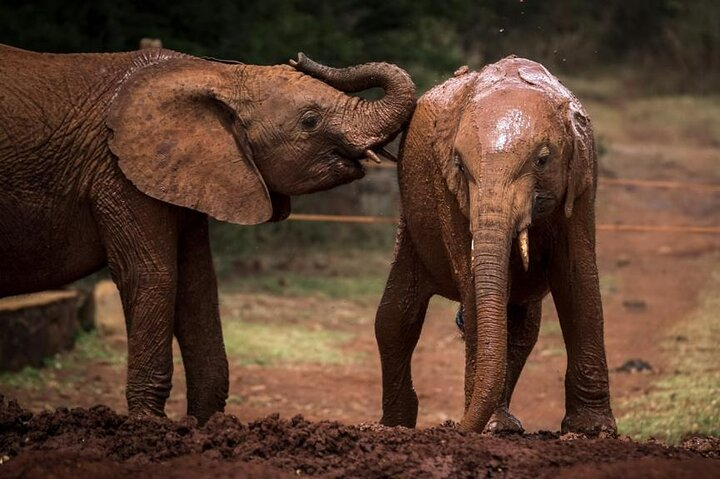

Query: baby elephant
[{"left": 375, "top": 57, "right": 616, "bottom": 435}]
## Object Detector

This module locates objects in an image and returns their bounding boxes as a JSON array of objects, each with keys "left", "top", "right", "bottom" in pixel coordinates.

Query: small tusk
[
  {"left": 288, "top": 58, "right": 298, "bottom": 67},
  {"left": 365, "top": 149, "right": 382, "bottom": 164},
  {"left": 379, "top": 147, "right": 398, "bottom": 162},
  {"left": 519, "top": 229, "right": 530, "bottom": 272}
]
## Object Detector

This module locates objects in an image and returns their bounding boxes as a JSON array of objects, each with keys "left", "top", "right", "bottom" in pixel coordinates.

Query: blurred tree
[{"left": 1, "top": 0, "right": 717, "bottom": 91}]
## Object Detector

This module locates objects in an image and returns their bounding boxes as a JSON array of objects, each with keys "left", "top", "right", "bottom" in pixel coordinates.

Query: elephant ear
[
  {"left": 107, "top": 58, "right": 274, "bottom": 225},
  {"left": 421, "top": 72, "right": 479, "bottom": 216},
  {"left": 563, "top": 101, "right": 595, "bottom": 218},
  {"left": 516, "top": 61, "right": 595, "bottom": 218}
]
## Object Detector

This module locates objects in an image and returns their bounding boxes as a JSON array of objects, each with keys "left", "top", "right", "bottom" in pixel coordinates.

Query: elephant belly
[{"left": 0, "top": 199, "right": 106, "bottom": 297}]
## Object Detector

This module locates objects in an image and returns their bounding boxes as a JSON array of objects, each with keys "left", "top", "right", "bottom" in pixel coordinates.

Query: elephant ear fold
[
  {"left": 563, "top": 101, "right": 595, "bottom": 219},
  {"left": 106, "top": 58, "right": 273, "bottom": 225},
  {"left": 424, "top": 73, "right": 479, "bottom": 215}
]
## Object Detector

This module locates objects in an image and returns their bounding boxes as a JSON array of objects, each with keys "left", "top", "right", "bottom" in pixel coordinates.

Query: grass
[
  {"left": 222, "top": 272, "right": 386, "bottom": 302},
  {"left": 0, "top": 330, "right": 124, "bottom": 390},
  {"left": 222, "top": 318, "right": 358, "bottom": 366},
  {"left": 617, "top": 269, "right": 720, "bottom": 443}
]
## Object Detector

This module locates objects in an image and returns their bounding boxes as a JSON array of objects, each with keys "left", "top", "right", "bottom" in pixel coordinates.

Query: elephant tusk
[
  {"left": 365, "top": 149, "right": 382, "bottom": 164},
  {"left": 518, "top": 228, "right": 530, "bottom": 272},
  {"left": 288, "top": 59, "right": 298, "bottom": 68}
]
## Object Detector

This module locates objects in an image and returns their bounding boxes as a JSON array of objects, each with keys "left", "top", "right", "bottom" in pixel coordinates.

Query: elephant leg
[
  {"left": 174, "top": 215, "right": 229, "bottom": 424},
  {"left": 95, "top": 193, "right": 179, "bottom": 417},
  {"left": 376, "top": 221, "right": 435, "bottom": 428},
  {"left": 550, "top": 195, "right": 616, "bottom": 435},
  {"left": 485, "top": 301, "right": 542, "bottom": 434}
]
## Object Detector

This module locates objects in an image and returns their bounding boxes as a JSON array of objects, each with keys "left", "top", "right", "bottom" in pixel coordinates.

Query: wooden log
[{"left": 0, "top": 291, "right": 80, "bottom": 372}]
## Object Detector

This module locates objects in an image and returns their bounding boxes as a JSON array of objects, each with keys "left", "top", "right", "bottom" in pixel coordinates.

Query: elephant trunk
[
  {"left": 460, "top": 208, "right": 512, "bottom": 432},
  {"left": 291, "top": 53, "right": 416, "bottom": 150}
]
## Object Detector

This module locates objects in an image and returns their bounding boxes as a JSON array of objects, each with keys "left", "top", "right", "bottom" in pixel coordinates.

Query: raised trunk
[
  {"left": 290, "top": 53, "right": 416, "bottom": 147},
  {"left": 460, "top": 215, "right": 512, "bottom": 432}
]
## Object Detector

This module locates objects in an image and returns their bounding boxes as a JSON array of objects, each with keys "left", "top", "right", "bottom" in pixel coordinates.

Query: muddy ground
[
  {"left": 1, "top": 87, "right": 719, "bottom": 476},
  {"left": 1, "top": 395, "right": 719, "bottom": 478}
]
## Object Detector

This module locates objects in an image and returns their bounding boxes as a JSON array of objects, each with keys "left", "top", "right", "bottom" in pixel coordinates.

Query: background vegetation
[{"left": 2, "top": 0, "right": 718, "bottom": 93}]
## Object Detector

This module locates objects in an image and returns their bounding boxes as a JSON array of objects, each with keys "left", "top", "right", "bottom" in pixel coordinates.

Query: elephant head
[
  {"left": 425, "top": 58, "right": 595, "bottom": 431},
  {"left": 106, "top": 52, "right": 415, "bottom": 224}
]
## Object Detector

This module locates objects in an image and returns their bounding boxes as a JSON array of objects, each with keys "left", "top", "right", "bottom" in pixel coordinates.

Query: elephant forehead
[
  {"left": 464, "top": 105, "right": 533, "bottom": 154},
  {"left": 488, "top": 108, "right": 529, "bottom": 151}
]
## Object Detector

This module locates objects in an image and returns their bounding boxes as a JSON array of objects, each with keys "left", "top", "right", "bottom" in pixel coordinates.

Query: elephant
[
  {"left": 375, "top": 56, "right": 616, "bottom": 435},
  {"left": 0, "top": 44, "right": 415, "bottom": 423}
]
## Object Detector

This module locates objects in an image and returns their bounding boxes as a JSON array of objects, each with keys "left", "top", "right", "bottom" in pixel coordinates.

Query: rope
[
  {"left": 288, "top": 213, "right": 720, "bottom": 234},
  {"left": 598, "top": 177, "right": 720, "bottom": 192},
  {"left": 289, "top": 213, "right": 396, "bottom": 224},
  {"left": 365, "top": 163, "right": 720, "bottom": 192}
]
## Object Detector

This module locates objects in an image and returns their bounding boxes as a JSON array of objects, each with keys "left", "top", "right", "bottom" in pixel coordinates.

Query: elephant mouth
[{"left": 331, "top": 151, "right": 367, "bottom": 180}]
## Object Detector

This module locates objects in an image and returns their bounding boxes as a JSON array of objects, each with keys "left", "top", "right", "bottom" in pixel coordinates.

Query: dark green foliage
[{"left": 2, "top": 0, "right": 717, "bottom": 92}]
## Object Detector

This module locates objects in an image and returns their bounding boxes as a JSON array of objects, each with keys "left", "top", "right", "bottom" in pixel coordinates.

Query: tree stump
[{"left": 0, "top": 291, "right": 80, "bottom": 372}]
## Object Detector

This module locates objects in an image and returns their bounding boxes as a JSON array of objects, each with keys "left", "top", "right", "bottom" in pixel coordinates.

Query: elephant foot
[
  {"left": 380, "top": 411, "right": 417, "bottom": 429},
  {"left": 562, "top": 409, "right": 617, "bottom": 437},
  {"left": 484, "top": 407, "right": 524, "bottom": 434}
]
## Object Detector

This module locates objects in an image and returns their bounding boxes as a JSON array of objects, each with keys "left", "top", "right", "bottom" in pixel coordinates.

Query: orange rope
[
  {"left": 289, "top": 213, "right": 397, "bottom": 224},
  {"left": 288, "top": 213, "right": 720, "bottom": 234},
  {"left": 596, "top": 224, "right": 720, "bottom": 234},
  {"left": 598, "top": 177, "right": 720, "bottom": 192},
  {"left": 366, "top": 163, "right": 720, "bottom": 192}
]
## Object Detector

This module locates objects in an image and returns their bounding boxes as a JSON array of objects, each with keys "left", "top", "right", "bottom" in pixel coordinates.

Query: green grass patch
[
  {"left": 222, "top": 317, "right": 358, "bottom": 366},
  {"left": 222, "top": 272, "right": 386, "bottom": 303},
  {"left": 617, "top": 269, "right": 720, "bottom": 443},
  {"left": 0, "top": 330, "right": 124, "bottom": 391}
]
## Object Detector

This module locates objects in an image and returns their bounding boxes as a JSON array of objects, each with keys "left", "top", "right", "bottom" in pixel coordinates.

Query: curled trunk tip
[{"left": 289, "top": 53, "right": 416, "bottom": 147}]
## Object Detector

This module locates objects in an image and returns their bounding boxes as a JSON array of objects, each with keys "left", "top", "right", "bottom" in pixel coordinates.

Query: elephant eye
[
  {"left": 535, "top": 154, "right": 550, "bottom": 169},
  {"left": 300, "top": 111, "right": 322, "bottom": 131},
  {"left": 535, "top": 146, "right": 551, "bottom": 169}
]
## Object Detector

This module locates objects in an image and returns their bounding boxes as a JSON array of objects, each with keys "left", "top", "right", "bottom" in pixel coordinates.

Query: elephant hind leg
[
  {"left": 376, "top": 220, "right": 435, "bottom": 428},
  {"left": 485, "top": 300, "right": 542, "bottom": 434}
]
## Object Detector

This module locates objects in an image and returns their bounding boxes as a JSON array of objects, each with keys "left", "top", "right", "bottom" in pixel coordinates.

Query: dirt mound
[{"left": 1, "top": 396, "right": 718, "bottom": 478}]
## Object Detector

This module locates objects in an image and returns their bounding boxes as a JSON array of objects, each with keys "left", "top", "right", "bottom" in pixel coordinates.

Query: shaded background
[{"left": 2, "top": 0, "right": 719, "bottom": 92}]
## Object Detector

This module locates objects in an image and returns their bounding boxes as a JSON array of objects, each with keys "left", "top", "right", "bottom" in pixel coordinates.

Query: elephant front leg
[
  {"left": 174, "top": 215, "right": 229, "bottom": 424},
  {"left": 485, "top": 301, "right": 542, "bottom": 434},
  {"left": 376, "top": 222, "right": 435, "bottom": 428},
  {"left": 550, "top": 198, "right": 617, "bottom": 435},
  {"left": 95, "top": 192, "right": 179, "bottom": 417}
]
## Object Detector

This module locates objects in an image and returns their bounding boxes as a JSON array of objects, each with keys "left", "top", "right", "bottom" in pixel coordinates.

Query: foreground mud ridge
[{"left": 1, "top": 396, "right": 719, "bottom": 478}]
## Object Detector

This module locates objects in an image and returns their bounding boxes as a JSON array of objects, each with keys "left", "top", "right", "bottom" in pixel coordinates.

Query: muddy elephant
[
  {"left": 0, "top": 44, "right": 415, "bottom": 423},
  {"left": 375, "top": 57, "right": 616, "bottom": 435}
]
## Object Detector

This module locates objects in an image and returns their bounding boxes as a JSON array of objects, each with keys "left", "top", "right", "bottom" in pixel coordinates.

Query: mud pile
[{"left": 0, "top": 395, "right": 718, "bottom": 478}]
